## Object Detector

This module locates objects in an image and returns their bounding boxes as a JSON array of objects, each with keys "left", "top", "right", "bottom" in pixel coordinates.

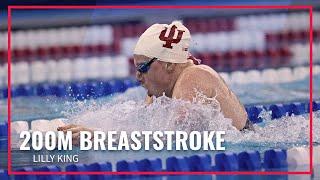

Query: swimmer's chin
[
  {"left": 145, "top": 89, "right": 161, "bottom": 97},
  {"left": 148, "top": 92, "right": 165, "bottom": 98},
  {"left": 147, "top": 91, "right": 160, "bottom": 98},
  {"left": 147, "top": 91, "right": 153, "bottom": 97}
]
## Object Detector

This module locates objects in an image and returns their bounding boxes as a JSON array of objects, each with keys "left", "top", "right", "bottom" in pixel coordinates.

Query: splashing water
[
  {"left": 63, "top": 87, "right": 319, "bottom": 147},
  {"left": 64, "top": 87, "right": 235, "bottom": 132}
]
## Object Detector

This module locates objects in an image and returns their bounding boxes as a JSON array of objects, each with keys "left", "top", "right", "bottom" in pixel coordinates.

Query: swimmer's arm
[{"left": 173, "top": 70, "right": 247, "bottom": 130}]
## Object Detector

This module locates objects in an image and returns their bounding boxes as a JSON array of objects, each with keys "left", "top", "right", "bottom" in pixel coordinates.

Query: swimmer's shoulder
[
  {"left": 181, "top": 64, "right": 220, "bottom": 82},
  {"left": 173, "top": 64, "right": 219, "bottom": 96}
]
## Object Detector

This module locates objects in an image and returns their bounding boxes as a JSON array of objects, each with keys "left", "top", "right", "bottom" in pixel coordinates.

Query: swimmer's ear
[{"left": 165, "top": 63, "right": 175, "bottom": 73}]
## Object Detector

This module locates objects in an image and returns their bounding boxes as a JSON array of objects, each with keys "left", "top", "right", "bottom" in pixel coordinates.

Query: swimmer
[{"left": 58, "top": 21, "right": 251, "bottom": 142}]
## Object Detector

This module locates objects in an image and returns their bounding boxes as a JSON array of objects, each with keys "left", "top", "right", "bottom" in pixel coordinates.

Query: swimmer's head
[
  {"left": 133, "top": 21, "right": 193, "bottom": 97},
  {"left": 134, "top": 20, "right": 191, "bottom": 64}
]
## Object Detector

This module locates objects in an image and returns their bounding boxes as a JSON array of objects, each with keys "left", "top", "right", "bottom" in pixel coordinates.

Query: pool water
[
  {"left": 0, "top": 74, "right": 319, "bottom": 170},
  {"left": 0, "top": 74, "right": 319, "bottom": 122}
]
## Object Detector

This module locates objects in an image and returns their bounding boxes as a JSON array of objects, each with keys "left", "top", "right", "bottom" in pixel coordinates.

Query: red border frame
[{"left": 7, "top": 5, "right": 313, "bottom": 175}]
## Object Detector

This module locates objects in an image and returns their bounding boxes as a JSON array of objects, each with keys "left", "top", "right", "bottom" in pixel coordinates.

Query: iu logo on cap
[{"left": 159, "top": 25, "right": 185, "bottom": 49}]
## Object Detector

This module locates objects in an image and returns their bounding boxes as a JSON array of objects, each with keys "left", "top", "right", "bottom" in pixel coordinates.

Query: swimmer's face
[{"left": 133, "top": 54, "right": 171, "bottom": 97}]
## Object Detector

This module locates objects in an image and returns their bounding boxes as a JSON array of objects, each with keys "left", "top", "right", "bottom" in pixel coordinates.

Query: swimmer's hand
[{"left": 57, "top": 124, "right": 94, "bottom": 146}]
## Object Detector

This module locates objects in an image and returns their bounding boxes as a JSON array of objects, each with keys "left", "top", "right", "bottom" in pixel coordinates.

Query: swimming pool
[
  {"left": 1, "top": 65, "right": 319, "bottom": 122},
  {"left": 0, "top": 65, "right": 320, "bottom": 179}
]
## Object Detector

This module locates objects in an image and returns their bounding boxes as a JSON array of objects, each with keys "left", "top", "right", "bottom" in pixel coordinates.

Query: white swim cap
[{"left": 134, "top": 21, "right": 191, "bottom": 63}]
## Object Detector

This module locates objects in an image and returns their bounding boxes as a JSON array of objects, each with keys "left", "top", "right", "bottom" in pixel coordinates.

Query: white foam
[
  {"left": 61, "top": 87, "right": 320, "bottom": 145},
  {"left": 64, "top": 90, "right": 236, "bottom": 135}
]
